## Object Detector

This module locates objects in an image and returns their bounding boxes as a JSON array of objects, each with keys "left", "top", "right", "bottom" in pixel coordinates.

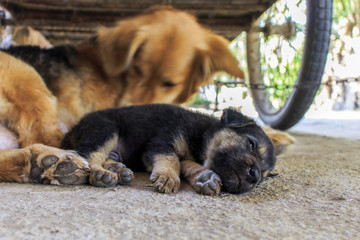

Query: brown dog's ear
[
  {"left": 97, "top": 23, "right": 148, "bottom": 76},
  {"left": 199, "top": 35, "right": 245, "bottom": 80},
  {"left": 175, "top": 37, "right": 245, "bottom": 103},
  {"left": 263, "top": 126, "right": 296, "bottom": 156}
]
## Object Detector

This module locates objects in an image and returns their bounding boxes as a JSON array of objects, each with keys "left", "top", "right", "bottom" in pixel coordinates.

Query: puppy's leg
[
  {"left": 0, "top": 144, "right": 89, "bottom": 184},
  {"left": 149, "top": 153, "right": 181, "bottom": 193},
  {"left": 86, "top": 134, "right": 134, "bottom": 187},
  {"left": 63, "top": 123, "right": 134, "bottom": 188},
  {"left": 181, "top": 160, "right": 222, "bottom": 196}
]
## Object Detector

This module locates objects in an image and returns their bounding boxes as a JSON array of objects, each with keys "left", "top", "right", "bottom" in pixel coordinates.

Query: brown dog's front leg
[
  {"left": 181, "top": 160, "right": 222, "bottom": 196},
  {"left": 0, "top": 144, "right": 89, "bottom": 184}
]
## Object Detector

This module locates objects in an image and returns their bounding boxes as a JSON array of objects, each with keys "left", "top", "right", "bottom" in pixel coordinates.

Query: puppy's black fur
[{"left": 62, "top": 104, "right": 276, "bottom": 195}]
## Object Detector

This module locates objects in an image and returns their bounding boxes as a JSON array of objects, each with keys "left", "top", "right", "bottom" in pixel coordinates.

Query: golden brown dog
[{"left": 0, "top": 5, "right": 244, "bottom": 184}]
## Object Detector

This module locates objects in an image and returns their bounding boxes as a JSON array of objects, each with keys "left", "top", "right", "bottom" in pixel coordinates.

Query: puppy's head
[
  {"left": 97, "top": 5, "right": 244, "bottom": 106},
  {"left": 205, "top": 108, "right": 278, "bottom": 194}
]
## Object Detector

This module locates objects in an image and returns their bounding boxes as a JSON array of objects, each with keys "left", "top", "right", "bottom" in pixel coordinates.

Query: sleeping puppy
[{"left": 61, "top": 104, "right": 291, "bottom": 195}]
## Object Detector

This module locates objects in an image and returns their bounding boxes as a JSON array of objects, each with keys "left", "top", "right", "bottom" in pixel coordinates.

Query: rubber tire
[{"left": 247, "top": 0, "right": 333, "bottom": 130}]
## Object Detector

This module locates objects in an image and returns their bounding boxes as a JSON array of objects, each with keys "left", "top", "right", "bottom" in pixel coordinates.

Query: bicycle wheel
[{"left": 247, "top": 0, "right": 333, "bottom": 130}]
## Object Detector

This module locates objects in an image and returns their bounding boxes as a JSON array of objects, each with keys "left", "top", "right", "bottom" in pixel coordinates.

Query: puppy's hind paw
[{"left": 194, "top": 170, "right": 222, "bottom": 196}]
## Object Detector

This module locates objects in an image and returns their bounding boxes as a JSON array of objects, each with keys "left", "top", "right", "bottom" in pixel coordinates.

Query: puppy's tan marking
[
  {"left": 172, "top": 134, "right": 193, "bottom": 160},
  {"left": 258, "top": 144, "right": 267, "bottom": 157},
  {"left": 150, "top": 153, "right": 180, "bottom": 193},
  {"left": 205, "top": 129, "right": 243, "bottom": 168},
  {"left": 87, "top": 134, "right": 121, "bottom": 186},
  {"left": 88, "top": 134, "right": 119, "bottom": 168},
  {"left": 181, "top": 160, "right": 207, "bottom": 186}
]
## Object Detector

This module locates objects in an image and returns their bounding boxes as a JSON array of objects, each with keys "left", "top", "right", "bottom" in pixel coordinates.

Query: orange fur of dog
[{"left": 0, "top": 5, "right": 244, "bottom": 148}]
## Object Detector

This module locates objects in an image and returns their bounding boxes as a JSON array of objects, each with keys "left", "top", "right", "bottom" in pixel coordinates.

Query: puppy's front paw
[
  {"left": 194, "top": 170, "right": 222, "bottom": 196},
  {"left": 89, "top": 169, "right": 118, "bottom": 187},
  {"left": 103, "top": 160, "right": 134, "bottom": 185},
  {"left": 150, "top": 172, "right": 180, "bottom": 194},
  {"left": 89, "top": 160, "right": 134, "bottom": 187}
]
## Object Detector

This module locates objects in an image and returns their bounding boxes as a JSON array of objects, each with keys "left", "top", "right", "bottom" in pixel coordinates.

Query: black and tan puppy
[{"left": 62, "top": 104, "right": 286, "bottom": 195}]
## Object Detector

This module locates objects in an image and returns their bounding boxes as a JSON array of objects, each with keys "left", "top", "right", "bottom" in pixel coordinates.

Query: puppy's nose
[{"left": 246, "top": 168, "right": 260, "bottom": 184}]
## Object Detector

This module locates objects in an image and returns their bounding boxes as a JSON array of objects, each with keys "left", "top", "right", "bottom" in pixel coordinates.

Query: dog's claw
[{"left": 194, "top": 170, "right": 222, "bottom": 196}]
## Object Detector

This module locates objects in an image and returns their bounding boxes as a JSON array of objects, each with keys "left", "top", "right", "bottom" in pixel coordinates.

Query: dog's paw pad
[
  {"left": 150, "top": 172, "right": 180, "bottom": 194},
  {"left": 30, "top": 150, "right": 89, "bottom": 185},
  {"left": 54, "top": 161, "right": 76, "bottom": 175},
  {"left": 30, "top": 158, "right": 44, "bottom": 182},
  {"left": 90, "top": 170, "right": 117, "bottom": 187},
  {"left": 103, "top": 161, "right": 134, "bottom": 185},
  {"left": 41, "top": 155, "right": 59, "bottom": 169},
  {"left": 119, "top": 169, "right": 133, "bottom": 184},
  {"left": 194, "top": 170, "right": 222, "bottom": 196},
  {"left": 57, "top": 174, "right": 80, "bottom": 184}
]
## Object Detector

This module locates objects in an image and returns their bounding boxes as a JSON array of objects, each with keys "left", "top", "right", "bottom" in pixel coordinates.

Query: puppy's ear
[
  {"left": 220, "top": 108, "right": 253, "bottom": 127},
  {"left": 199, "top": 35, "right": 245, "bottom": 80},
  {"left": 97, "top": 23, "right": 148, "bottom": 76},
  {"left": 263, "top": 126, "right": 296, "bottom": 155}
]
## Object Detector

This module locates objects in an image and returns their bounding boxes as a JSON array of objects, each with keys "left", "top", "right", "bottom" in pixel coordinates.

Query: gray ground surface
[{"left": 0, "top": 132, "right": 359, "bottom": 240}]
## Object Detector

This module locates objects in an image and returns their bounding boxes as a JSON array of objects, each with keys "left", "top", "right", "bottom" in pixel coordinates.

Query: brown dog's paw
[
  {"left": 89, "top": 160, "right": 134, "bottom": 187},
  {"left": 150, "top": 171, "right": 180, "bottom": 194},
  {"left": 30, "top": 150, "right": 90, "bottom": 185},
  {"left": 194, "top": 170, "right": 222, "bottom": 196}
]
